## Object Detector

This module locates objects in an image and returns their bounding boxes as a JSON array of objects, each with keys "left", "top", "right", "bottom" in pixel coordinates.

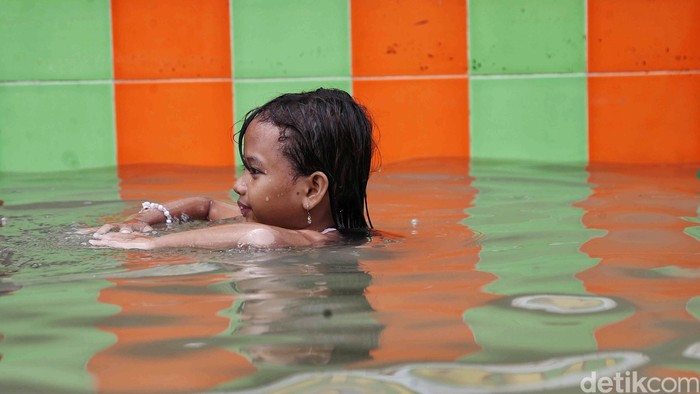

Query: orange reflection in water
[
  {"left": 117, "top": 165, "right": 237, "bottom": 202},
  {"left": 576, "top": 165, "right": 700, "bottom": 375},
  {"left": 87, "top": 255, "right": 254, "bottom": 393},
  {"left": 88, "top": 166, "right": 252, "bottom": 393},
  {"left": 358, "top": 159, "right": 496, "bottom": 366},
  {"left": 90, "top": 159, "right": 496, "bottom": 387}
]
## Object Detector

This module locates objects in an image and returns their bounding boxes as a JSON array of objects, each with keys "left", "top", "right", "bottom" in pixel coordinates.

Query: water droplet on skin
[{"left": 265, "top": 196, "right": 270, "bottom": 202}]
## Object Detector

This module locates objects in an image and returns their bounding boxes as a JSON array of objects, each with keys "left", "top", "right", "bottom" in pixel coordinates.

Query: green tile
[
  {"left": 0, "top": 0, "right": 112, "bottom": 81},
  {"left": 232, "top": 0, "right": 350, "bottom": 78},
  {"left": 0, "top": 83, "right": 116, "bottom": 172},
  {"left": 470, "top": 76, "right": 587, "bottom": 163},
  {"left": 469, "top": 0, "right": 585, "bottom": 74},
  {"left": 232, "top": 79, "right": 352, "bottom": 168}
]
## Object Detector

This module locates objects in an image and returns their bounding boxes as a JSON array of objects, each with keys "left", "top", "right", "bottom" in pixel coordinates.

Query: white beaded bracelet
[{"left": 140, "top": 201, "right": 174, "bottom": 224}]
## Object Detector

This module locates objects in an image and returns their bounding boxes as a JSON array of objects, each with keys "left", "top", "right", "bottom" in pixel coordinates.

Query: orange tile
[
  {"left": 351, "top": 0, "right": 467, "bottom": 76},
  {"left": 115, "top": 82, "right": 235, "bottom": 166},
  {"left": 112, "top": 0, "right": 231, "bottom": 79},
  {"left": 588, "top": 74, "right": 700, "bottom": 163},
  {"left": 353, "top": 78, "right": 469, "bottom": 164},
  {"left": 588, "top": 0, "right": 700, "bottom": 72}
]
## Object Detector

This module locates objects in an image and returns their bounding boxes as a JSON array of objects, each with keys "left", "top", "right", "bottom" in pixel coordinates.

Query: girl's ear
[{"left": 303, "top": 171, "right": 329, "bottom": 209}]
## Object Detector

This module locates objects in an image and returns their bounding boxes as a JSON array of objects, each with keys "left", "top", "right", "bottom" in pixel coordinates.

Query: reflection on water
[
  {"left": 0, "top": 159, "right": 698, "bottom": 393},
  {"left": 510, "top": 294, "right": 618, "bottom": 314},
  {"left": 463, "top": 161, "right": 621, "bottom": 366},
  {"left": 86, "top": 253, "right": 255, "bottom": 394},
  {"left": 239, "top": 351, "right": 649, "bottom": 394},
  {"left": 576, "top": 164, "right": 700, "bottom": 379}
]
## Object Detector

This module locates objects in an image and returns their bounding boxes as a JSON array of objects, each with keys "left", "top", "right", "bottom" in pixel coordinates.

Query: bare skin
[
  {"left": 88, "top": 118, "right": 338, "bottom": 250},
  {"left": 87, "top": 197, "right": 241, "bottom": 235},
  {"left": 90, "top": 223, "right": 334, "bottom": 250}
]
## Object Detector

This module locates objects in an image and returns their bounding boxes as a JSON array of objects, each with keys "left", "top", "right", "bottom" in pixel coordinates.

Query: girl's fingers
[
  {"left": 88, "top": 232, "right": 153, "bottom": 250},
  {"left": 88, "top": 239, "right": 106, "bottom": 247},
  {"left": 123, "top": 220, "right": 151, "bottom": 233},
  {"left": 88, "top": 221, "right": 152, "bottom": 237},
  {"left": 130, "top": 221, "right": 151, "bottom": 232}
]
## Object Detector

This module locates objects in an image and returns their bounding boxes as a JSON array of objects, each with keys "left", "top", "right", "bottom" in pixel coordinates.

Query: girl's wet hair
[{"left": 237, "top": 88, "right": 378, "bottom": 237}]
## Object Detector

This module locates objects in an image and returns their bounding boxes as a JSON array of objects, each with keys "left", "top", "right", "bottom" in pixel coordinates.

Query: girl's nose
[{"left": 233, "top": 175, "right": 246, "bottom": 196}]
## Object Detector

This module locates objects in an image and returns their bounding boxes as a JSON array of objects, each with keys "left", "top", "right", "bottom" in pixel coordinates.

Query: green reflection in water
[
  {"left": 463, "top": 162, "right": 602, "bottom": 295},
  {"left": 461, "top": 162, "right": 632, "bottom": 362},
  {"left": 0, "top": 167, "right": 122, "bottom": 393},
  {"left": 685, "top": 204, "right": 700, "bottom": 242},
  {"left": 0, "top": 280, "right": 118, "bottom": 393}
]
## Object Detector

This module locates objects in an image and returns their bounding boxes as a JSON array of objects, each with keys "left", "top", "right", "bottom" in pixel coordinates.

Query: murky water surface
[{"left": 1, "top": 159, "right": 699, "bottom": 393}]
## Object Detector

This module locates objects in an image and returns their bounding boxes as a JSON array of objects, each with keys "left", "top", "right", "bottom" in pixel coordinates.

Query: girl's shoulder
[{"left": 241, "top": 225, "right": 340, "bottom": 249}]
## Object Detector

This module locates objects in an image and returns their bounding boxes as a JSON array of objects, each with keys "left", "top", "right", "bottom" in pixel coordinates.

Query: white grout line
[
  {"left": 347, "top": 0, "right": 354, "bottom": 94},
  {"left": 466, "top": 0, "right": 473, "bottom": 159},
  {"left": 229, "top": 0, "right": 239, "bottom": 166},
  {"left": 108, "top": 0, "right": 119, "bottom": 166},
  {"left": 584, "top": 0, "right": 590, "bottom": 162},
  {"left": 229, "top": 0, "right": 235, "bottom": 80},
  {"left": 2, "top": 70, "right": 699, "bottom": 87}
]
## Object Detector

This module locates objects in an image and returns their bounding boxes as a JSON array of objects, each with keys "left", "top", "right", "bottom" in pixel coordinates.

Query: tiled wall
[{"left": 0, "top": 0, "right": 698, "bottom": 172}]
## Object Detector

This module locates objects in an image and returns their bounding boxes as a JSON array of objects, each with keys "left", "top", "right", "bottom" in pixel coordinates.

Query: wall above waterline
[{"left": 0, "top": 0, "right": 698, "bottom": 172}]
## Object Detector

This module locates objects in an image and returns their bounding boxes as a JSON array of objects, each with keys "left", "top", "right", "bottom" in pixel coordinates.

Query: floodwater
[{"left": 0, "top": 158, "right": 699, "bottom": 394}]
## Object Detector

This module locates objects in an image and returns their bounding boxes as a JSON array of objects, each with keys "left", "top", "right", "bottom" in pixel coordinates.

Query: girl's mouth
[{"left": 237, "top": 201, "right": 251, "bottom": 217}]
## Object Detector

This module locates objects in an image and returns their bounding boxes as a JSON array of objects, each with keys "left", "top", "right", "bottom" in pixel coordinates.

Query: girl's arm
[
  {"left": 89, "top": 223, "right": 327, "bottom": 250},
  {"left": 93, "top": 197, "right": 241, "bottom": 235}
]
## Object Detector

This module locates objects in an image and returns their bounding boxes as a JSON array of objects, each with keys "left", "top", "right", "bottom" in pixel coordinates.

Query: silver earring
[{"left": 305, "top": 203, "right": 312, "bottom": 225}]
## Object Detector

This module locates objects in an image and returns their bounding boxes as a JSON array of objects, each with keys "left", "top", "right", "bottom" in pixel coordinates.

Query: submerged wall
[{"left": 0, "top": 0, "right": 698, "bottom": 172}]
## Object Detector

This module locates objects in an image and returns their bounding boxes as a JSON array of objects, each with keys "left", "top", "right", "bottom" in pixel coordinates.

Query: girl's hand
[
  {"left": 76, "top": 219, "right": 154, "bottom": 236},
  {"left": 89, "top": 232, "right": 156, "bottom": 250}
]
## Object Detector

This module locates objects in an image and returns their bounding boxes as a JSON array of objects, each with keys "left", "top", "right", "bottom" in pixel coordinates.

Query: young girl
[{"left": 89, "top": 88, "right": 377, "bottom": 250}]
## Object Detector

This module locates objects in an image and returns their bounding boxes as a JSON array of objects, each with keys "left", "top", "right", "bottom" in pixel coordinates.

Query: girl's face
[{"left": 233, "top": 118, "right": 308, "bottom": 229}]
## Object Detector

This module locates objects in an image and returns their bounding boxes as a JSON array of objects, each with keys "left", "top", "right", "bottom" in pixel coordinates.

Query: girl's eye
[{"left": 242, "top": 159, "right": 264, "bottom": 176}]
